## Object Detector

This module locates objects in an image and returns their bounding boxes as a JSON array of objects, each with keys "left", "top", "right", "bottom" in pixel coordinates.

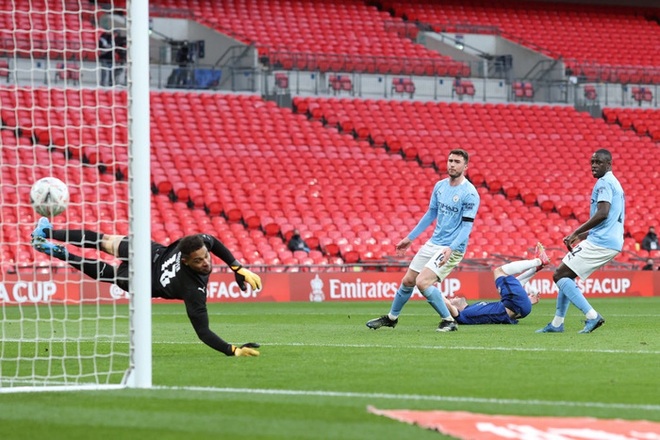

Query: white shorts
[
  {"left": 562, "top": 240, "right": 619, "bottom": 279},
  {"left": 409, "top": 241, "right": 465, "bottom": 281}
]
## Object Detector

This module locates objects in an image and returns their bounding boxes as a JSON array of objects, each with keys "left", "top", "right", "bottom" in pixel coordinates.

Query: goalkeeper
[{"left": 30, "top": 217, "right": 262, "bottom": 357}]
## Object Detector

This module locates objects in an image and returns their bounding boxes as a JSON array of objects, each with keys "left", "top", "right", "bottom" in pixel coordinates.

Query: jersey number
[
  {"left": 159, "top": 253, "right": 180, "bottom": 287},
  {"left": 569, "top": 245, "right": 583, "bottom": 258}
]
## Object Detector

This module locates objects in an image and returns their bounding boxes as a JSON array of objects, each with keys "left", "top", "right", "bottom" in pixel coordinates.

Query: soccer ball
[{"left": 30, "top": 177, "right": 69, "bottom": 217}]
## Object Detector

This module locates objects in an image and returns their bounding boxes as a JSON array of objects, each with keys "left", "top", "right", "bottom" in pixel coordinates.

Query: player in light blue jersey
[
  {"left": 538, "top": 149, "right": 625, "bottom": 334},
  {"left": 366, "top": 149, "right": 480, "bottom": 332},
  {"left": 445, "top": 243, "right": 549, "bottom": 325}
]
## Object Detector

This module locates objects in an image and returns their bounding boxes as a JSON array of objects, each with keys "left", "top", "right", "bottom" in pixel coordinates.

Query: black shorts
[{"left": 115, "top": 241, "right": 164, "bottom": 291}]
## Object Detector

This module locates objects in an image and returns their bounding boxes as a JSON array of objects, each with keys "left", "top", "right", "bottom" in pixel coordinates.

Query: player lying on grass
[
  {"left": 443, "top": 243, "right": 549, "bottom": 325},
  {"left": 30, "top": 217, "right": 261, "bottom": 357}
]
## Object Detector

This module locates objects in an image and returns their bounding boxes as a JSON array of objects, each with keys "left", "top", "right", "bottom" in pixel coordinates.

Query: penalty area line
[{"left": 155, "top": 385, "right": 660, "bottom": 412}]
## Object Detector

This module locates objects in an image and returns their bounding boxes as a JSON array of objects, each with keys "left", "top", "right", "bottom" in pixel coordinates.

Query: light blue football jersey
[
  {"left": 409, "top": 178, "right": 480, "bottom": 253},
  {"left": 586, "top": 171, "right": 625, "bottom": 251}
]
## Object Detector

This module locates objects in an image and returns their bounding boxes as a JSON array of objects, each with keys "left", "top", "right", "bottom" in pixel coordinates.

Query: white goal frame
[
  {"left": 126, "top": 0, "right": 152, "bottom": 390},
  {"left": 0, "top": 0, "right": 151, "bottom": 392}
]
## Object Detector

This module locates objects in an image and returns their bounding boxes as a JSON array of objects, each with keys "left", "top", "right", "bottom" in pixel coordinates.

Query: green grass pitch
[{"left": 0, "top": 297, "right": 658, "bottom": 439}]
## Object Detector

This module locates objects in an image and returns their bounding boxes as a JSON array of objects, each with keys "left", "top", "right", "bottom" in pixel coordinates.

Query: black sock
[
  {"left": 51, "top": 230, "right": 104, "bottom": 249},
  {"left": 66, "top": 253, "right": 117, "bottom": 283}
]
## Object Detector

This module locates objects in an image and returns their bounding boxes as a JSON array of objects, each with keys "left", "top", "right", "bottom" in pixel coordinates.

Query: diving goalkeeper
[{"left": 30, "top": 217, "right": 262, "bottom": 357}]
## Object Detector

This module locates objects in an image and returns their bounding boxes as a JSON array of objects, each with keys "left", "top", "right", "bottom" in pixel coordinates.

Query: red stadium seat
[
  {"left": 264, "top": 223, "right": 281, "bottom": 237},
  {"left": 324, "top": 243, "right": 340, "bottom": 257},
  {"left": 245, "top": 215, "right": 261, "bottom": 230}
]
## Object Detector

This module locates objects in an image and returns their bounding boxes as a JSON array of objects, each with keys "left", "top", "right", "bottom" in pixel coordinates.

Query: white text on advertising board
[
  {"left": 206, "top": 282, "right": 258, "bottom": 299},
  {"left": 0, "top": 282, "right": 57, "bottom": 303},
  {"left": 328, "top": 278, "right": 462, "bottom": 299},
  {"left": 528, "top": 277, "right": 632, "bottom": 295}
]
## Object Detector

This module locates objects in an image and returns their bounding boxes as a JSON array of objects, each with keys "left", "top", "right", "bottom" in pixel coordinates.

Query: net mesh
[{"left": 0, "top": 0, "right": 131, "bottom": 390}]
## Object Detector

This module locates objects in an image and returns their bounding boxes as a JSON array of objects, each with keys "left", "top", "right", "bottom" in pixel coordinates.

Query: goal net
[{"left": 0, "top": 0, "right": 150, "bottom": 391}]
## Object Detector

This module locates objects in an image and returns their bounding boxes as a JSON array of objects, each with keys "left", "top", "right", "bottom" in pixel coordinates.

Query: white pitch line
[
  {"left": 152, "top": 311, "right": 660, "bottom": 318},
  {"left": 3, "top": 339, "right": 660, "bottom": 355},
  {"left": 155, "top": 385, "right": 660, "bottom": 412},
  {"left": 249, "top": 341, "right": 660, "bottom": 355},
  {"left": 150, "top": 340, "right": 660, "bottom": 355}
]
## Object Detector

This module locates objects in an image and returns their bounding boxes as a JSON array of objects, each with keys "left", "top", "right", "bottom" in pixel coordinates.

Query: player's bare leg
[{"left": 100, "top": 235, "right": 126, "bottom": 257}]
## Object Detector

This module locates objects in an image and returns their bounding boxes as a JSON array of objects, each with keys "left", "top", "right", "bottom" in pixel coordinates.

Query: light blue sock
[
  {"left": 556, "top": 278, "right": 593, "bottom": 315},
  {"left": 551, "top": 287, "right": 571, "bottom": 327},
  {"left": 389, "top": 285, "right": 414, "bottom": 318},
  {"left": 422, "top": 285, "right": 451, "bottom": 319},
  {"left": 555, "top": 287, "right": 570, "bottom": 318}
]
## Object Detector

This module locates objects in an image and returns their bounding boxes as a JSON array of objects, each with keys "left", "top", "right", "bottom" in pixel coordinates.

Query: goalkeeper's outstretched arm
[
  {"left": 203, "top": 234, "right": 262, "bottom": 291},
  {"left": 185, "top": 299, "right": 259, "bottom": 357}
]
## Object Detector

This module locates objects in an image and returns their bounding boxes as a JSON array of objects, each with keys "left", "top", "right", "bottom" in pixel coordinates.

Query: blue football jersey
[
  {"left": 587, "top": 171, "right": 625, "bottom": 251},
  {"left": 409, "top": 178, "right": 480, "bottom": 253}
]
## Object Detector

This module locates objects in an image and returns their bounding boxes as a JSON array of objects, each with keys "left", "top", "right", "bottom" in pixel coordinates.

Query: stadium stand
[
  {"left": 381, "top": 0, "right": 660, "bottom": 83},
  {"left": 0, "top": 0, "right": 100, "bottom": 61},
  {"left": 602, "top": 107, "right": 660, "bottom": 142},
  {"left": 1, "top": 0, "right": 659, "bottom": 271},
  {"left": 13, "top": 87, "right": 654, "bottom": 267},
  {"left": 150, "top": 0, "right": 469, "bottom": 76},
  {"left": 291, "top": 96, "right": 659, "bottom": 263}
]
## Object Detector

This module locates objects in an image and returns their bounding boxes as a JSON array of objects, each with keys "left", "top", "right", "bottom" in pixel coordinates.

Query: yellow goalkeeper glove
[
  {"left": 232, "top": 342, "right": 260, "bottom": 357},
  {"left": 231, "top": 265, "right": 262, "bottom": 291}
]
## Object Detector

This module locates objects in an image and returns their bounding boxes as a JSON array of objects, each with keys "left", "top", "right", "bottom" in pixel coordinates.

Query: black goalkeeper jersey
[{"left": 149, "top": 234, "right": 237, "bottom": 356}]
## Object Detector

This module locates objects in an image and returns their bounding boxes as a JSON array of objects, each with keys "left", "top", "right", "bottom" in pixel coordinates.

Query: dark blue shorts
[{"left": 496, "top": 275, "right": 532, "bottom": 319}]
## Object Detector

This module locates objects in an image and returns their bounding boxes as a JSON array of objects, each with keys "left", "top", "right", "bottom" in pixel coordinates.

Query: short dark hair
[
  {"left": 449, "top": 149, "right": 469, "bottom": 164},
  {"left": 178, "top": 234, "right": 205, "bottom": 258},
  {"left": 594, "top": 149, "right": 612, "bottom": 162}
]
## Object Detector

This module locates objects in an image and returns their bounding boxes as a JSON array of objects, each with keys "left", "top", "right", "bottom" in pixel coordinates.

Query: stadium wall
[{"left": 1, "top": 270, "right": 658, "bottom": 305}]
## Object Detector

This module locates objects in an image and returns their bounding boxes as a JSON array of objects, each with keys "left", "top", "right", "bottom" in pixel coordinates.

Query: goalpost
[{"left": 0, "top": 0, "right": 151, "bottom": 391}]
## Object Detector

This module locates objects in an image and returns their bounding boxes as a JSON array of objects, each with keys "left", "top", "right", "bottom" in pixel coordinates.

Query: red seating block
[
  {"left": 55, "top": 63, "right": 81, "bottom": 83},
  {"left": 513, "top": 81, "right": 524, "bottom": 99},
  {"left": 0, "top": 59, "right": 9, "bottom": 82},
  {"left": 513, "top": 81, "right": 534, "bottom": 101},
  {"left": 329, "top": 75, "right": 341, "bottom": 92},
  {"left": 391, "top": 78, "right": 415, "bottom": 96},
  {"left": 329, "top": 75, "right": 352, "bottom": 95},
  {"left": 8, "top": 86, "right": 654, "bottom": 266},
  {"left": 632, "top": 87, "right": 653, "bottom": 104},
  {"left": 454, "top": 79, "right": 475, "bottom": 99},
  {"left": 274, "top": 73, "right": 288, "bottom": 89},
  {"left": 584, "top": 85, "right": 597, "bottom": 101},
  {"left": 384, "top": 2, "right": 660, "bottom": 83}
]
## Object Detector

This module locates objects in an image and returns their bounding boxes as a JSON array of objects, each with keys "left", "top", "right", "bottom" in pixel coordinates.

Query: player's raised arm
[{"left": 202, "top": 234, "right": 262, "bottom": 291}]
